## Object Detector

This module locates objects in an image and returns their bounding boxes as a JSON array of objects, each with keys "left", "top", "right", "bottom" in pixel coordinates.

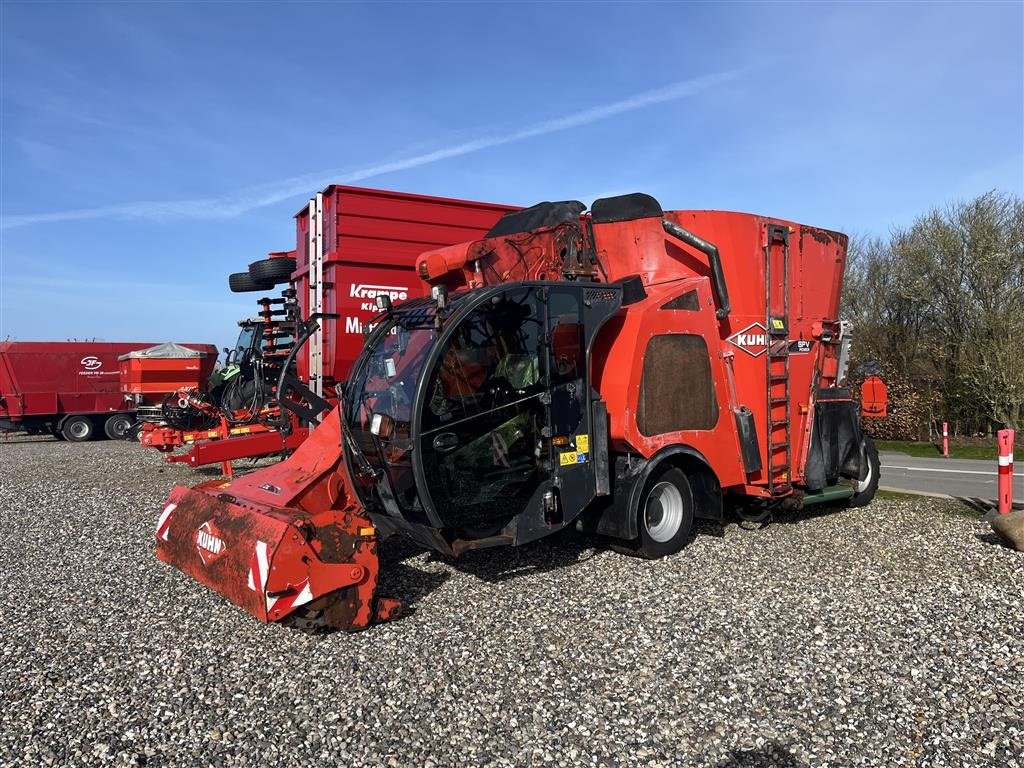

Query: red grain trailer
[{"left": 0, "top": 341, "right": 215, "bottom": 441}]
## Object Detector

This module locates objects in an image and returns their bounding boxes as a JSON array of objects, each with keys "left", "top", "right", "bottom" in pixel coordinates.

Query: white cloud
[{"left": 0, "top": 70, "right": 739, "bottom": 230}]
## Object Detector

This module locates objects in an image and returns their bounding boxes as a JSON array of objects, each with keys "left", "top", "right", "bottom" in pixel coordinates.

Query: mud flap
[{"left": 155, "top": 484, "right": 398, "bottom": 630}]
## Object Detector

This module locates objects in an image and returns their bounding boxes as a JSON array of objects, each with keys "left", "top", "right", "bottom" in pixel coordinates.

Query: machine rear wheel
[
  {"left": 103, "top": 414, "right": 133, "bottom": 440},
  {"left": 848, "top": 437, "right": 880, "bottom": 508},
  {"left": 636, "top": 466, "right": 694, "bottom": 558},
  {"left": 61, "top": 416, "right": 95, "bottom": 442},
  {"left": 248, "top": 257, "right": 296, "bottom": 285}
]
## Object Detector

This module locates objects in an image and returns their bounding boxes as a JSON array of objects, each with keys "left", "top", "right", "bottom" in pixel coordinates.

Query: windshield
[
  {"left": 346, "top": 317, "right": 440, "bottom": 438},
  {"left": 344, "top": 309, "right": 442, "bottom": 519},
  {"left": 233, "top": 326, "right": 258, "bottom": 362}
]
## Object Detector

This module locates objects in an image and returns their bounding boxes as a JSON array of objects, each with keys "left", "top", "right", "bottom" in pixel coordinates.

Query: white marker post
[{"left": 997, "top": 429, "right": 1014, "bottom": 515}]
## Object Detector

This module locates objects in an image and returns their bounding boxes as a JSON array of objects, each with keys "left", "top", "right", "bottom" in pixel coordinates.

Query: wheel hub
[{"left": 644, "top": 481, "right": 683, "bottom": 543}]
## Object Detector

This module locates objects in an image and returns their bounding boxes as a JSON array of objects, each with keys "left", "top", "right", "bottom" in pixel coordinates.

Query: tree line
[{"left": 842, "top": 190, "right": 1024, "bottom": 438}]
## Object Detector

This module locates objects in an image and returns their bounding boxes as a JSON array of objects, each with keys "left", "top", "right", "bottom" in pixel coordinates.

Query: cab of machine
[{"left": 343, "top": 281, "right": 622, "bottom": 553}]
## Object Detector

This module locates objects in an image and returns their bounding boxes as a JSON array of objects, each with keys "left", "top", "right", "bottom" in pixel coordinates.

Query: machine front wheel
[
  {"left": 848, "top": 437, "right": 880, "bottom": 508},
  {"left": 61, "top": 416, "right": 95, "bottom": 442},
  {"left": 104, "top": 414, "right": 134, "bottom": 440},
  {"left": 636, "top": 466, "right": 695, "bottom": 558}
]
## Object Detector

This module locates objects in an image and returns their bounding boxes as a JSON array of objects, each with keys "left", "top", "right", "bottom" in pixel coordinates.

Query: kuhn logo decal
[
  {"left": 349, "top": 284, "right": 409, "bottom": 301},
  {"left": 727, "top": 323, "right": 769, "bottom": 357},
  {"left": 195, "top": 520, "right": 228, "bottom": 565},
  {"left": 80, "top": 356, "right": 102, "bottom": 371}
]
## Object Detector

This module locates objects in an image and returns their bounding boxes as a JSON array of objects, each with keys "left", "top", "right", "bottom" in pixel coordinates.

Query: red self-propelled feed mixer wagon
[{"left": 155, "top": 193, "right": 878, "bottom": 631}]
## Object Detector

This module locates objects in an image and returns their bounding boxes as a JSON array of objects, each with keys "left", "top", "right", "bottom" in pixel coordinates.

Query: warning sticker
[
  {"left": 576, "top": 434, "right": 590, "bottom": 452},
  {"left": 559, "top": 451, "right": 588, "bottom": 467}
]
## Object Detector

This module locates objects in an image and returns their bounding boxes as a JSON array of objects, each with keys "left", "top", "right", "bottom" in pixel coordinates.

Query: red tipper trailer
[{"left": 0, "top": 341, "right": 216, "bottom": 441}]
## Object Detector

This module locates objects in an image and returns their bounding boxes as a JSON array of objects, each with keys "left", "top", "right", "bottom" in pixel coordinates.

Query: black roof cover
[{"left": 485, "top": 200, "right": 586, "bottom": 238}]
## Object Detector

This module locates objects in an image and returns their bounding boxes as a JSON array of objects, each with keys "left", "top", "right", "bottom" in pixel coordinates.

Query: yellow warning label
[
  {"left": 771, "top": 318, "right": 785, "bottom": 330},
  {"left": 576, "top": 434, "right": 590, "bottom": 452},
  {"left": 559, "top": 451, "right": 588, "bottom": 467}
]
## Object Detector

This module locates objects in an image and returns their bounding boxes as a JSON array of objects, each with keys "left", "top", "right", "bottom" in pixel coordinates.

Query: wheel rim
[
  {"left": 111, "top": 418, "right": 129, "bottom": 437},
  {"left": 68, "top": 421, "right": 89, "bottom": 439},
  {"left": 855, "top": 450, "right": 874, "bottom": 493},
  {"left": 644, "top": 481, "right": 684, "bottom": 542}
]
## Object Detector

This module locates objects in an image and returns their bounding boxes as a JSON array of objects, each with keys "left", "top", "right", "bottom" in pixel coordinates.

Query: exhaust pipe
[{"left": 662, "top": 219, "right": 731, "bottom": 320}]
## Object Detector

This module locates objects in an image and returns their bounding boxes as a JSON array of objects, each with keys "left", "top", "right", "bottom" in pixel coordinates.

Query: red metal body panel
[
  {"left": 292, "top": 185, "right": 518, "bottom": 391},
  {"left": 0, "top": 341, "right": 211, "bottom": 427},
  {"left": 591, "top": 211, "right": 847, "bottom": 490},
  {"left": 418, "top": 208, "right": 848, "bottom": 495},
  {"left": 860, "top": 376, "right": 888, "bottom": 418},
  {"left": 155, "top": 409, "right": 398, "bottom": 629}
]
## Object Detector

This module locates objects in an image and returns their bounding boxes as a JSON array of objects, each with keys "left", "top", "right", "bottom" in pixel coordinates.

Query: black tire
[
  {"left": 103, "top": 414, "right": 134, "bottom": 440},
  {"left": 127, "top": 421, "right": 145, "bottom": 442},
  {"left": 248, "top": 257, "right": 296, "bottom": 285},
  {"left": 228, "top": 272, "right": 275, "bottom": 293},
  {"left": 848, "top": 437, "right": 880, "bottom": 508},
  {"left": 61, "top": 415, "right": 95, "bottom": 442},
  {"left": 636, "top": 466, "right": 695, "bottom": 558}
]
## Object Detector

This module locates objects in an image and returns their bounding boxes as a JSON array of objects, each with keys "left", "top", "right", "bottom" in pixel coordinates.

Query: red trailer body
[
  {"left": 292, "top": 185, "right": 518, "bottom": 400},
  {"left": 0, "top": 341, "right": 214, "bottom": 441}
]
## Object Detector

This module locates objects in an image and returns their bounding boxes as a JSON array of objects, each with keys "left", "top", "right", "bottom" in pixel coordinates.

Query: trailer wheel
[
  {"left": 636, "top": 466, "right": 694, "bottom": 558},
  {"left": 248, "top": 257, "right": 296, "bottom": 285},
  {"left": 848, "top": 437, "right": 880, "bottom": 508},
  {"left": 228, "top": 272, "right": 275, "bottom": 293},
  {"left": 103, "top": 414, "right": 133, "bottom": 440},
  {"left": 61, "top": 416, "right": 95, "bottom": 442}
]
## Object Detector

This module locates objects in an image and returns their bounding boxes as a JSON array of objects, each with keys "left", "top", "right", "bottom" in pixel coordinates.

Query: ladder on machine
[
  {"left": 765, "top": 223, "right": 791, "bottom": 496},
  {"left": 306, "top": 193, "right": 325, "bottom": 407}
]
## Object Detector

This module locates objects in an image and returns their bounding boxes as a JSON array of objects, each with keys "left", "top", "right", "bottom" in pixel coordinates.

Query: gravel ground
[{"left": 1, "top": 436, "right": 1022, "bottom": 768}]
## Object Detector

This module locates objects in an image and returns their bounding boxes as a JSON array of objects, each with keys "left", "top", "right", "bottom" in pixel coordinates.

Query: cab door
[
  {"left": 417, "top": 283, "right": 621, "bottom": 542},
  {"left": 418, "top": 286, "right": 549, "bottom": 533}
]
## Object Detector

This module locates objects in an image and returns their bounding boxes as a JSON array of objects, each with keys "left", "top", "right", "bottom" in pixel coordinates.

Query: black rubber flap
[
  {"left": 804, "top": 398, "right": 865, "bottom": 491},
  {"left": 591, "top": 193, "right": 663, "bottom": 224},
  {"left": 485, "top": 201, "right": 586, "bottom": 238}
]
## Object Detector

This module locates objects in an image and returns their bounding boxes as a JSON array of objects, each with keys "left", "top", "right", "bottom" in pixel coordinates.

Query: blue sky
[{"left": 2, "top": 1, "right": 1021, "bottom": 346}]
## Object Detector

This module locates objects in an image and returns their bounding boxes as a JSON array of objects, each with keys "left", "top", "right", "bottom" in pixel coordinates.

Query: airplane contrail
[{"left": 0, "top": 70, "right": 738, "bottom": 229}]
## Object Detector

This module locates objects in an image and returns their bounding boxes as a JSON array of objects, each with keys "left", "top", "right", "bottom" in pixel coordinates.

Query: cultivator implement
[{"left": 155, "top": 409, "right": 401, "bottom": 631}]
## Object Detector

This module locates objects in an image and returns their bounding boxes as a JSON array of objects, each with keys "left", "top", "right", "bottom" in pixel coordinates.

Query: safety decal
[
  {"left": 559, "top": 451, "right": 588, "bottom": 467},
  {"left": 155, "top": 503, "right": 177, "bottom": 541},
  {"left": 575, "top": 434, "right": 590, "bottom": 452}
]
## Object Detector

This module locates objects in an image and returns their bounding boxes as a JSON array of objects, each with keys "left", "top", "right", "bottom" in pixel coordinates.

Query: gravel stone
[{"left": 1, "top": 435, "right": 1022, "bottom": 767}]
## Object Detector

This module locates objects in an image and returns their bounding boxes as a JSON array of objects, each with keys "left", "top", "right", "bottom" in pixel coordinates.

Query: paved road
[{"left": 879, "top": 451, "right": 1024, "bottom": 503}]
